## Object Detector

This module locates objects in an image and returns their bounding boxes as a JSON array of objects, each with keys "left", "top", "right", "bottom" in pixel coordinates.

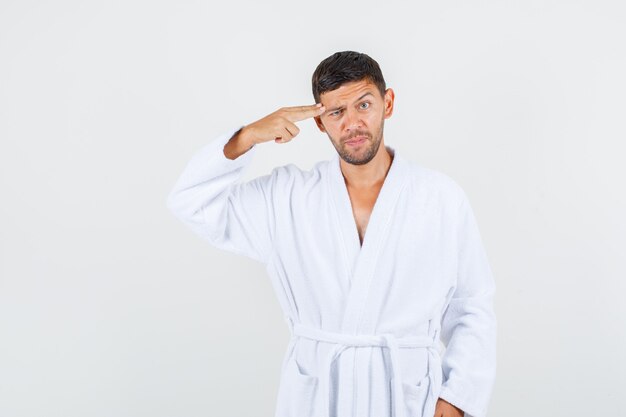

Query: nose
[{"left": 343, "top": 107, "right": 363, "bottom": 132}]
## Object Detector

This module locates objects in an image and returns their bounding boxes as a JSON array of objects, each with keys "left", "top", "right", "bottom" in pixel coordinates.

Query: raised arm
[
  {"left": 166, "top": 104, "right": 326, "bottom": 264},
  {"left": 166, "top": 124, "right": 278, "bottom": 263}
]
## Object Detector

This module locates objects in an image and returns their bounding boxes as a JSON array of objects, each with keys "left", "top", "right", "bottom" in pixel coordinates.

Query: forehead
[{"left": 320, "top": 79, "right": 379, "bottom": 103}]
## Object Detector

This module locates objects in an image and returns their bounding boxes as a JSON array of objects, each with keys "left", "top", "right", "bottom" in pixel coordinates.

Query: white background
[{"left": 1, "top": 1, "right": 625, "bottom": 416}]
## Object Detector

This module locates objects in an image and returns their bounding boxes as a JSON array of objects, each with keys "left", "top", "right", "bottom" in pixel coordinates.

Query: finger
[
  {"left": 276, "top": 124, "right": 298, "bottom": 143},
  {"left": 283, "top": 126, "right": 294, "bottom": 142},
  {"left": 283, "top": 103, "right": 324, "bottom": 112},
  {"left": 273, "top": 118, "right": 299, "bottom": 142},
  {"left": 283, "top": 103, "right": 326, "bottom": 122},
  {"left": 284, "top": 120, "right": 300, "bottom": 138},
  {"left": 274, "top": 128, "right": 288, "bottom": 143}
]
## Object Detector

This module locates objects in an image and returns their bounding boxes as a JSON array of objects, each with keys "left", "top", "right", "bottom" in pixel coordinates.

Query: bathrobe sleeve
[
  {"left": 166, "top": 125, "right": 277, "bottom": 264},
  {"left": 438, "top": 192, "right": 497, "bottom": 417}
]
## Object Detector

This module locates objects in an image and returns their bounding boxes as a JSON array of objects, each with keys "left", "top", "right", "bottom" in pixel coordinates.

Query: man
[{"left": 166, "top": 51, "right": 497, "bottom": 417}]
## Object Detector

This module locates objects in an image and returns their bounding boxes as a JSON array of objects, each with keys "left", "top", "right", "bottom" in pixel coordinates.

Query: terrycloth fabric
[{"left": 166, "top": 125, "right": 497, "bottom": 417}]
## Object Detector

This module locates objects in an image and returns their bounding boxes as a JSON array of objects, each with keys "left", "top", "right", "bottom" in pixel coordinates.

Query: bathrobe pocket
[
  {"left": 284, "top": 355, "right": 319, "bottom": 417},
  {"left": 391, "top": 374, "right": 430, "bottom": 417}
]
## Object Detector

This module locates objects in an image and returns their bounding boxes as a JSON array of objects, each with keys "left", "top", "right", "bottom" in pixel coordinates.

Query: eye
[
  {"left": 360, "top": 102, "right": 370, "bottom": 109},
  {"left": 330, "top": 109, "right": 342, "bottom": 117}
]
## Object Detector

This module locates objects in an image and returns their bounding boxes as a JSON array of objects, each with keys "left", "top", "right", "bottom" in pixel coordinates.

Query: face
[{"left": 314, "top": 79, "right": 394, "bottom": 165}]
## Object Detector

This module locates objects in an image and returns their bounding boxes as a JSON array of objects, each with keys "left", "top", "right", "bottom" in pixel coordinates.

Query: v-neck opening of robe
[{"left": 326, "top": 144, "right": 410, "bottom": 334}]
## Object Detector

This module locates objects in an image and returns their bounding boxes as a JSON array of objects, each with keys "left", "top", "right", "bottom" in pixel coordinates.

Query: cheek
[{"left": 324, "top": 120, "right": 341, "bottom": 132}]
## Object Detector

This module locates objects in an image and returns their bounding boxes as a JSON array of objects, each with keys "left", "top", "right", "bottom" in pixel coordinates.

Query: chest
[{"left": 346, "top": 184, "right": 384, "bottom": 246}]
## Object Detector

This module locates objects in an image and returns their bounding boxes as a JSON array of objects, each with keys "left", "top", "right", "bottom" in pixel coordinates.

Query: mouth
[{"left": 345, "top": 136, "right": 368, "bottom": 146}]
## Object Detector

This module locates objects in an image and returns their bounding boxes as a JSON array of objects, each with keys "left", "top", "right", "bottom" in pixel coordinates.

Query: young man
[{"left": 166, "top": 51, "right": 497, "bottom": 417}]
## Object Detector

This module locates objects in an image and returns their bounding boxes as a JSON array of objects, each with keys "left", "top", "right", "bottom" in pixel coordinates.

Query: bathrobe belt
[{"left": 286, "top": 318, "right": 442, "bottom": 417}]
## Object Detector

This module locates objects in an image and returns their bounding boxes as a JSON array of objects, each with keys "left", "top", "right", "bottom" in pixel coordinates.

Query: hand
[
  {"left": 434, "top": 397, "right": 464, "bottom": 417},
  {"left": 240, "top": 103, "right": 326, "bottom": 145}
]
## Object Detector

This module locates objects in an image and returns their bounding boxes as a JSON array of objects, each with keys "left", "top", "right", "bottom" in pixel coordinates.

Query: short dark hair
[{"left": 311, "top": 51, "right": 386, "bottom": 104}]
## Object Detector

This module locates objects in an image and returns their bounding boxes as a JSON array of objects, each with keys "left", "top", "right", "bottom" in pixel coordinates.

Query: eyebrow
[{"left": 325, "top": 92, "right": 374, "bottom": 113}]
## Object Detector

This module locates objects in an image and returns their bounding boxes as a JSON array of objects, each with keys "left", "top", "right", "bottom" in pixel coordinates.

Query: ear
[
  {"left": 314, "top": 116, "right": 326, "bottom": 132},
  {"left": 383, "top": 88, "right": 395, "bottom": 119}
]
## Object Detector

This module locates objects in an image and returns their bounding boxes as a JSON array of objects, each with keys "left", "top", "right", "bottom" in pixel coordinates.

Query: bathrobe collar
[{"left": 326, "top": 144, "right": 410, "bottom": 333}]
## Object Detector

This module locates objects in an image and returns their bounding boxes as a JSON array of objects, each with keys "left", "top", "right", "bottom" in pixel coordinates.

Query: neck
[{"left": 339, "top": 143, "right": 394, "bottom": 189}]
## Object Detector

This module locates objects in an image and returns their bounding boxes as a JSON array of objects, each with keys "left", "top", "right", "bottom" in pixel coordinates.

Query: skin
[
  {"left": 224, "top": 80, "right": 464, "bottom": 417},
  {"left": 223, "top": 103, "right": 326, "bottom": 159},
  {"left": 313, "top": 78, "right": 394, "bottom": 183},
  {"left": 311, "top": 78, "right": 395, "bottom": 244},
  {"left": 315, "top": 83, "right": 464, "bottom": 416},
  {"left": 435, "top": 399, "right": 465, "bottom": 417}
]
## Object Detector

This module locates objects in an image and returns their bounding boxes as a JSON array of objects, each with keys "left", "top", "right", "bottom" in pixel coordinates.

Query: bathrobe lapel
[{"left": 327, "top": 145, "right": 410, "bottom": 334}]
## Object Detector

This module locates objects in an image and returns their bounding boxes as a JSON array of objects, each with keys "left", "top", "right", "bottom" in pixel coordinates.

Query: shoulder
[
  {"left": 403, "top": 159, "right": 469, "bottom": 209},
  {"left": 265, "top": 158, "right": 330, "bottom": 191}
]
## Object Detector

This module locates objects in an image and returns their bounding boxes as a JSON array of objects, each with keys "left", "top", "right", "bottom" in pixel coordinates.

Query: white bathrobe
[{"left": 166, "top": 125, "right": 497, "bottom": 417}]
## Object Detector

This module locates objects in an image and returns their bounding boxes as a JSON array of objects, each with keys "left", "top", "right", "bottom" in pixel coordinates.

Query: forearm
[{"left": 223, "top": 126, "right": 256, "bottom": 160}]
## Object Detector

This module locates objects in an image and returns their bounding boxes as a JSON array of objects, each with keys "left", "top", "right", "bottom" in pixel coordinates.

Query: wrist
[
  {"left": 238, "top": 125, "right": 257, "bottom": 148},
  {"left": 223, "top": 126, "right": 255, "bottom": 160}
]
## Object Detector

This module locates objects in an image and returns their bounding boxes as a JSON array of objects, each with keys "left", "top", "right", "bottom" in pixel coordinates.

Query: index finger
[{"left": 283, "top": 103, "right": 326, "bottom": 122}]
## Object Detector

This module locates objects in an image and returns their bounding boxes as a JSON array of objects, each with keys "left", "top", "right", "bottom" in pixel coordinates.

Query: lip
[{"left": 345, "top": 136, "right": 367, "bottom": 145}]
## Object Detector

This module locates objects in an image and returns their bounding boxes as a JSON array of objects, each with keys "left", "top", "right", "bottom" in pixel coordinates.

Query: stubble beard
[{"left": 331, "top": 117, "right": 385, "bottom": 166}]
